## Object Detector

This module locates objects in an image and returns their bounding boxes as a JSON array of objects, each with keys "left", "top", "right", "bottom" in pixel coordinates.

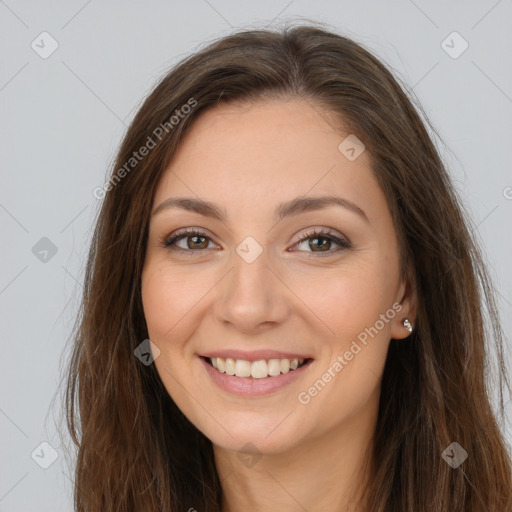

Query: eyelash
[{"left": 159, "top": 227, "right": 351, "bottom": 256}]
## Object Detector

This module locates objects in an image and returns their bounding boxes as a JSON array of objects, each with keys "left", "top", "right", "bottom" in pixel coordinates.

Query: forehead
[{"left": 154, "top": 98, "right": 386, "bottom": 226}]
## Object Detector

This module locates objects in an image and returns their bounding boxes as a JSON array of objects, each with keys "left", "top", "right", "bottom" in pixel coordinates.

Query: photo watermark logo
[
  {"left": 93, "top": 97, "right": 198, "bottom": 199},
  {"left": 297, "top": 302, "right": 403, "bottom": 405}
]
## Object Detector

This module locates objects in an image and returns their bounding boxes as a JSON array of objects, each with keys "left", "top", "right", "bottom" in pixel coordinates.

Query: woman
[{"left": 62, "top": 23, "right": 512, "bottom": 511}]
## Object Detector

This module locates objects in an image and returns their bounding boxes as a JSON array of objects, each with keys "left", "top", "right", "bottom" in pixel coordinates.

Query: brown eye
[
  {"left": 307, "top": 237, "right": 332, "bottom": 252},
  {"left": 184, "top": 235, "right": 209, "bottom": 250},
  {"left": 163, "top": 229, "right": 216, "bottom": 252},
  {"left": 293, "top": 228, "right": 351, "bottom": 255}
]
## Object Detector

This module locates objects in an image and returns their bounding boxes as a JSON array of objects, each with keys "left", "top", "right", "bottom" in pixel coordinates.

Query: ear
[{"left": 390, "top": 265, "right": 418, "bottom": 340}]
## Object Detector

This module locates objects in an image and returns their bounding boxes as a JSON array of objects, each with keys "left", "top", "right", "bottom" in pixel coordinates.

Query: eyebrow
[{"left": 152, "top": 195, "right": 370, "bottom": 225}]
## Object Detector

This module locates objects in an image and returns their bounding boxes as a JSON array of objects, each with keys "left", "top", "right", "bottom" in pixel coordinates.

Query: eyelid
[
  {"left": 293, "top": 226, "right": 350, "bottom": 246},
  {"left": 160, "top": 226, "right": 351, "bottom": 253},
  {"left": 160, "top": 227, "right": 220, "bottom": 250}
]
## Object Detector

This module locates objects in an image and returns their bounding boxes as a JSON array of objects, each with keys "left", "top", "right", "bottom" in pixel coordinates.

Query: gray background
[{"left": 1, "top": 1, "right": 511, "bottom": 510}]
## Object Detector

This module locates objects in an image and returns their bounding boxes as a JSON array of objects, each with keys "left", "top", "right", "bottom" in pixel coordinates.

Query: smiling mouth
[{"left": 201, "top": 356, "right": 312, "bottom": 379}]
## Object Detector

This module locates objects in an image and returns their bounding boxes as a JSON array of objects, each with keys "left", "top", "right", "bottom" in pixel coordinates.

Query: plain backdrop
[{"left": 1, "top": 1, "right": 511, "bottom": 510}]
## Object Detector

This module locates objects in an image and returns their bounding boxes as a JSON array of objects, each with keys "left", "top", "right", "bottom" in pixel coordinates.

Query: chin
[{"left": 203, "top": 413, "right": 306, "bottom": 455}]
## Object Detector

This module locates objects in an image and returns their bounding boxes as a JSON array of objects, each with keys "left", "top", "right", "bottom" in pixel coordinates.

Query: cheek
[
  {"left": 141, "top": 264, "right": 210, "bottom": 419},
  {"left": 141, "top": 263, "right": 211, "bottom": 341},
  {"left": 292, "top": 259, "right": 395, "bottom": 392},
  {"left": 292, "top": 257, "right": 396, "bottom": 344},
  {"left": 292, "top": 258, "right": 396, "bottom": 421},
  {"left": 294, "top": 285, "right": 393, "bottom": 434}
]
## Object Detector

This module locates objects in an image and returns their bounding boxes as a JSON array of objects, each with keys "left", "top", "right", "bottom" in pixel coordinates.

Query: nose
[{"left": 214, "top": 247, "right": 291, "bottom": 333}]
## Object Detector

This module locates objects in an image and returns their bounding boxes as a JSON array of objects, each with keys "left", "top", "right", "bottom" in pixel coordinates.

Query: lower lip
[{"left": 199, "top": 356, "right": 314, "bottom": 397}]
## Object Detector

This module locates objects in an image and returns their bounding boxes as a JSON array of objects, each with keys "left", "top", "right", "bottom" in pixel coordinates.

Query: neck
[{"left": 214, "top": 397, "right": 378, "bottom": 512}]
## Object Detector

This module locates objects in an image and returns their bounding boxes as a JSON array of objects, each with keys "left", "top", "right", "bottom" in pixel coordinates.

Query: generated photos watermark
[
  {"left": 93, "top": 97, "right": 198, "bottom": 199},
  {"left": 297, "top": 302, "right": 403, "bottom": 405}
]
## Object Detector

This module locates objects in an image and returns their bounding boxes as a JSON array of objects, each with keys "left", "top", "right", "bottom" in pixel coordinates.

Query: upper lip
[{"left": 200, "top": 350, "right": 313, "bottom": 362}]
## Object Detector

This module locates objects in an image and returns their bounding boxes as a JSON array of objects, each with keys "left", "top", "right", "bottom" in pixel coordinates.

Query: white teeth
[
  {"left": 251, "top": 360, "right": 268, "bottom": 379},
  {"left": 208, "top": 357, "right": 307, "bottom": 378},
  {"left": 235, "top": 359, "right": 251, "bottom": 377},
  {"left": 268, "top": 359, "right": 281, "bottom": 376},
  {"left": 225, "top": 358, "right": 236, "bottom": 376}
]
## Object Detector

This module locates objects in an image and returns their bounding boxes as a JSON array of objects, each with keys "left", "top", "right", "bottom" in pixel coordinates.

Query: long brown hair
[{"left": 60, "top": 22, "right": 512, "bottom": 511}]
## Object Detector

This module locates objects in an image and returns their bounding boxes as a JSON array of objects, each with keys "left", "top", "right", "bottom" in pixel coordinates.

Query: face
[{"left": 141, "top": 97, "right": 415, "bottom": 455}]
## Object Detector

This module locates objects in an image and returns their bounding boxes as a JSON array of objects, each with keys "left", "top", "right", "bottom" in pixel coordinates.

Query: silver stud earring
[{"left": 402, "top": 318, "right": 413, "bottom": 333}]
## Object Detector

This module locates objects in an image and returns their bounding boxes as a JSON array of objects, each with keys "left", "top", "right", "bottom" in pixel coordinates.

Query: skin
[{"left": 141, "top": 97, "right": 417, "bottom": 512}]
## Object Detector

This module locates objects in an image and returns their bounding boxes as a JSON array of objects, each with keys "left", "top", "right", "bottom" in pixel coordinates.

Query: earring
[{"left": 402, "top": 318, "right": 413, "bottom": 333}]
